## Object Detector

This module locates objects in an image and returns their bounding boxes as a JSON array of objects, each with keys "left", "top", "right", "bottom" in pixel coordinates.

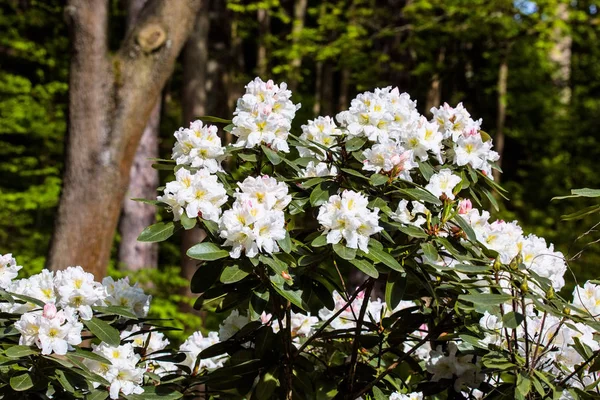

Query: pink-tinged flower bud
[
  {"left": 43, "top": 303, "right": 57, "bottom": 319},
  {"left": 260, "top": 312, "right": 272, "bottom": 324},
  {"left": 390, "top": 154, "right": 402, "bottom": 166},
  {"left": 457, "top": 199, "right": 472, "bottom": 214}
]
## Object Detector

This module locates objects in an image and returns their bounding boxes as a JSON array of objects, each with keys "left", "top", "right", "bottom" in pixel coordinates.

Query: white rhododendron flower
[
  {"left": 179, "top": 331, "right": 226, "bottom": 372},
  {"left": 235, "top": 175, "right": 291, "bottom": 211},
  {"left": 2, "top": 269, "right": 56, "bottom": 314},
  {"left": 425, "top": 168, "right": 462, "bottom": 200},
  {"left": 430, "top": 102, "right": 481, "bottom": 141},
  {"left": 0, "top": 253, "right": 21, "bottom": 289},
  {"left": 573, "top": 282, "right": 600, "bottom": 316},
  {"left": 390, "top": 392, "right": 423, "bottom": 400},
  {"left": 172, "top": 119, "right": 225, "bottom": 172},
  {"left": 85, "top": 342, "right": 145, "bottom": 399},
  {"left": 426, "top": 342, "right": 482, "bottom": 391},
  {"left": 317, "top": 190, "right": 382, "bottom": 252},
  {"left": 219, "top": 309, "right": 251, "bottom": 341},
  {"left": 301, "top": 161, "right": 338, "bottom": 178},
  {"left": 55, "top": 266, "right": 106, "bottom": 320},
  {"left": 102, "top": 276, "right": 151, "bottom": 318},
  {"left": 453, "top": 131, "right": 498, "bottom": 170},
  {"left": 403, "top": 117, "right": 443, "bottom": 162},
  {"left": 158, "top": 168, "right": 228, "bottom": 222},
  {"left": 232, "top": 77, "right": 300, "bottom": 152},
  {"left": 121, "top": 325, "right": 169, "bottom": 355},
  {"left": 518, "top": 234, "right": 566, "bottom": 290},
  {"left": 362, "top": 140, "right": 417, "bottom": 180},
  {"left": 15, "top": 304, "right": 83, "bottom": 355},
  {"left": 271, "top": 311, "right": 319, "bottom": 346},
  {"left": 390, "top": 199, "right": 429, "bottom": 227},
  {"left": 298, "top": 116, "right": 341, "bottom": 160}
]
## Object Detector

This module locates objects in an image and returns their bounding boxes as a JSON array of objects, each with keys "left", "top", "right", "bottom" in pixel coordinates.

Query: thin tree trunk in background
[
  {"left": 257, "top": 7, "right": 270, "bottom": 77},
  {"left": 313, "top": 60, "right": 323, "bottom": 116},
  {"left": 117, "top": 0, "right": 160, "bottom": 272},
  {"left": 180, "top": 1, "right": 210, "bottom": 311},
  {"left": 48, "top": 0, "right": 202, "bottom": 278},
  {"left": 321, "top": 62, "right": 334, "bottom": 117},
  {"left": 551, "top": 2, "right": 572, "bottom": 105},
  {"left": 338, "top": 67, "right": 350, "bottom": 112},
  {"left": 425, "top": 47, "right": 445, "bottom": 115},
  {"left": 493, "top": 54, "right": 508, "bottom": 183},
  {"left": 228, "top": 14, "right": 245, "bottom": 116},
  {"left": 288, "top": 0, "right": 308, "bottom": 92}
]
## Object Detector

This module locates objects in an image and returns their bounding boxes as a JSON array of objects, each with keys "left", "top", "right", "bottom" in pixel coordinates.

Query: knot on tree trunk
[{"left": 137, "top": 23, "right": 167, "bottom": 53}]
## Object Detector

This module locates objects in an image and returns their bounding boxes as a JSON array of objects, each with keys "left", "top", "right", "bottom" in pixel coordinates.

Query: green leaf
[
  {"left": 459, "top": 293, "right": 513, "bottom": 306},
  {"left": 255, "top": 370, "right": 280, "bottom": 400},
  {"left": 83, "top": 317, "right": 121, "bottom": 347},
  {"left": 345, "top": 136, "right": 367, "bottom": 151},
  {"left": 553, "top": 188, "right": 600, "bottom": 200},
  {"left": 503, "top": 311, "right": 525, "bottom": 329},
  {"left": 10, "top": 372, "right": 34, "bottom": 391},
  {"left": 238, "top": 152, "right": 258, "bottom": 162},
  {"left": 369, "top": 173, "right": 389, "bottom": 186},
  {"left": 372, "top": 387, "right": 387, "bottom": 400},
  {"left": 561, "top": 204, "right": 600, "bottom": 221},
  {"left": 180, "top": 213, "right": 197, "bottom": 230},
  {"left": 418, "top": 162, "right": 435, "bottom": 181},
  {"left": 277, "top": 231, "right": 292, "bottom": 254},
  {"left": 197, "top": 115, "right": 232, "bottom": 124},
  {"left": 516, "top": 373, "right": 531, "bottom": 398},
  {"left": 333, "top": 243, "right": 357, "bottom": 260},
  {"left": 261, "top": 145, "right": 283, "bottom": 165},
  {"left": 396, "top": 224, "right": 429, "bottom": 239},
  {"left": 482, "top": 188, "right": 500, "bottom": 212},
  {"left": 137, "top": 222, "right": 177, "bottom": 243},
  {"left": 92, "top": 305, "right": 138, "bottom": 320},
  {"left": 311, "top": 235, "right": 328, "bottom": 247},
  {"left": 453, "top": 264, "right": 490, "bottom": 274},
  {"left": 86, "top": 390, "right": 109, "bottom": 400},
  {"left": 454, "top": 215, "right": 478, "bottom": 242},
  {"left": 131, "top": 198, "right": 164, "bottom": 206},
  {"left": 350, "top": 258, "right": 379, "bottom": 278},
  {"left": 191, "top": 261, "right": 224, "bottom": 293},
  {"left": 420, "top": 242, "right": 438, "bottom": 262},
  {"left": 310, "top": 183, "right": 332, "bottom": 207},
  {"left": 396, "top": 187, "right": 442, "bottom": 205},
  {"left": 70, "top": 348, "right": 112, "bottom": 365},
  {"left": 187, "top": 242, "right": 229, "bottom": 261},
  {"left": 385, "top": 272, "right": 406, "bottom": 311},
  {"left": 366, "top": 246, "right": 403, "bottom": 272},
  {"left": 340, "top": 168, "right": 367, "bottom": 179},
  {"left": 10, "top": 292, "right": 46, "bottom": 308},
  {"left": 220, "top": 265, "right": 250, "bottom": 284},
  {"left": 126, "top": 386, "right": 184, "bottom": 400},
  {"left": 5, "top": 345, "right": 37, "bottom": 358}
]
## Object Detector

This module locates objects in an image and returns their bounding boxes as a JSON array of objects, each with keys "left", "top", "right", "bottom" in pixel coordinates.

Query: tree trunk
[
  {"left": 313, "top": 60, "right": 323, "bottom": 116},
  {"left": 257, "top": 6, "right": 270, "bottom": 77},
  {"left": 338, "top": 67, "right": 350, "bottom": 112},
  {"left": 550, "top": 2, "right": 572, "bottom": 105},
  {"left": 425, "top": 47, "right": 445, "bottom": 115},
  {"left": 48, "top": 0, "right": 202, "bottom": 278},
  {"left": 320, "top": 62, "right": 334, "bottom": 117},
  {"left": 493, "top": 54, "right": 508, "bottom": 183},
  {"left": 117, "top": 0, "right": 161, "bottom": 272},
  {"left": 288, "top": 0, "right": 308, "bottom": 92},
  {"left": 180, "top": 0, "right": 210, "bottom": 311}
]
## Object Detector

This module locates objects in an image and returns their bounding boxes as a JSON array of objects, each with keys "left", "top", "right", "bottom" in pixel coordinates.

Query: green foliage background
[{"left": 1, "top": 0, "right": 598, "bottom": 339}]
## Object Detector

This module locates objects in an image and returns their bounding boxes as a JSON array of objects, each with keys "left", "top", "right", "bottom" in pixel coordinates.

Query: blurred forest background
[{"left": 1, "top": 0, "right": 599, "bottom": 339}]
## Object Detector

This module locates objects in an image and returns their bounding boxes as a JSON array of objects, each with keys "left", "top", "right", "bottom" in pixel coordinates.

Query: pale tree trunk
[
  {"left": 227, "top": 13, "right": 245, "bottom": 116},
  {"left": 48, "top": 0, "right": 202, "bottom": 278},
  {"left": 493, "top": 54, "right": 509, "bottom": 183},
  {"left": 313, "top": 60, "right": 323, "bottom": 116},
  {"left": 180, "top": 1, "right": 210, "bottom": 309},
  {"left": 425, "top": 47, "right": 445, "bottom": 115},
  {"left": 550, "top": 2, "right": 572, "bottom": 105},
  {"left": 257, "top": 7, "right": 270, "bottom": 77},
  {"left": 117, "top": 0, "right": 161, "bottom": 272},
  {"left": 288, "top": 0, "right": 308, "bottom": 92}
]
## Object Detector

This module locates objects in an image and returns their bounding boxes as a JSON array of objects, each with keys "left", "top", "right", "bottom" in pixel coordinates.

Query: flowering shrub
[{"left": 3, "top": 78, "right": 600, "bottom": 399}]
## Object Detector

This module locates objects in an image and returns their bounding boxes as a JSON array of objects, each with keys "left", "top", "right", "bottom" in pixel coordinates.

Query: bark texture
[
  {"left": 48, "top": 0, "right": 202, "bottom": 278},
  {"left": 493, "top": 55, "right": 508, "bottom": 182},
  {"left": 551, "top": 3, "right": 572, "bottom": 105},
  {"left": 288, "top": 0, "right": 308, "bottom": 92},
  {"left": 425, "top": 47, "right": 445, "bottom": 115},
  {"left": 117, "top": 0, "right": 161, "bottom": 272}
]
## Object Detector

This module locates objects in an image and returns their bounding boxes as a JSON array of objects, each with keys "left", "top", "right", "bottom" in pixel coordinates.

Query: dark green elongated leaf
[
  {"left": 333, "top": 243, "right": 357, "bottom": 260},
  {"left": 453, "top": 264, "right": 490, "bottom": 274},
  {"left": 301, "top": 177, "right": 326, "bottom": 188},
  {"left": 454, "top": 215, "right": 478, "bottom": 242},
  {"left": 86, "top": 390, "right": 109, "bottom": 400},
  {"left": 137, "top": 222, "right": 176, "bottom": 242},
  {"left": 372, "top": 387, "right": 387, "bottom": 400},
  {"left": 131, "top": 198, "right": 164, "bottom": 206},
  {"left": 553, "top": 188, "right": 600, "bottom": 200},
  {"left": 420, "top": 242, "right": 438, "bottom": 262},
  {"left": 516, "top": 373, "right": 531, "bottom": 398},
  {"left": 180, "top": 213, "right": 197, "bottom": 230},
  {"left": 385, "top": 272, "right": 406, "bottom": 311},
  {"left": 70, "top": 348, "right": 112, "bottom": 365},
  {"left": 311, "top": 235, "right": 328, "bottom": 247},
  {"left": 310, "top": 183, "right": 331, "bottom": 207},
  {"left": 270, "top": 278, "right": 305, "bottom": 310},
  {"left": 126, "top": 386, "right": 184, "bottom": 400},
  {"left": 482, "top": 188, "right": 500, "bottom": 212},
  {"left": 341, "top": 168, "right": 367, "bottom": 179},
  {"left": 223, "top": 123, "right": 234, "bottom": 132},
  {"left": 459, "top": 293, "right": 513, "bottom": 306},
  {"left": 55, "top": 369, "right": 75, "bottom": 393},
  {"left": 277, "top": 231, "right": 292, "bottom": 254},
  {"left": 502, "top": 311, "right": 525, "bottom": 329},
  {"left": 255, "top": 370, "right": 280, "bottom": 400},
  {"left": 83, "top": 318, "right": 121, "bottom": 347},
  {"left": 92, "top": 305, "right": 138, "bottom": 319},
  {"left": 238, "top": 152, "right": 258, "bottom": 162},
  {"left": 561, "top": 204, "right": 600, "bottom": 221},
  {"left": 259, "top": 255, "right": 287, "bottom": 275},
  {"left": 10, "top": 372, "right": 34, "bottom": 391},
  {"left": 395, "top": 224, "right": 429, "bottom": 239},
  {"left": 151, "top": 163, "right": 175, "bottom": 170},
  {"left": 349, "top": 258, "right": 378, "bottom": 278},
  {"left": 9, "top": 292, "right": 45, "bottom": 308},
  {"left": 197, "top": 115, "right": 232, "bottom": 124},
  {"left": 191, "top": 262, "right": 224, "bottom": 293},
  {"left": 5, "top": 345, "right": 37, "bottom": 358},
  {"left": 261, "top": 145, "right": 283, "bottom": 165},
  {"left": 397, "top": 187, "right": 442, "bottom": 205},
  {"left": 220, "top": 265, "right": 250, "bottom": 284},
  {"left": 366, "top": 247, "right": 403, "bottom": 271},
  {"left": 369, "top": 173, "right": 389, "bottom": 186},
  {"left": 187, "top": 242, "right": 229, "bottom": 261},
  {"left": 418, "top": 162, "right": 435, "bottom": 181},
  {"left": 345, "top": 136, "right": 367, "bottom": 151}
]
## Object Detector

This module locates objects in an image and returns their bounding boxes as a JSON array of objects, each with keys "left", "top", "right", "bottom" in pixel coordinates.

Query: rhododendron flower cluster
[
  {"left": 0, "top": 253, "right": 21, "bottom": 289},
  {"left": 172, "top": 119, "right": 225, "bottom": 173}
]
